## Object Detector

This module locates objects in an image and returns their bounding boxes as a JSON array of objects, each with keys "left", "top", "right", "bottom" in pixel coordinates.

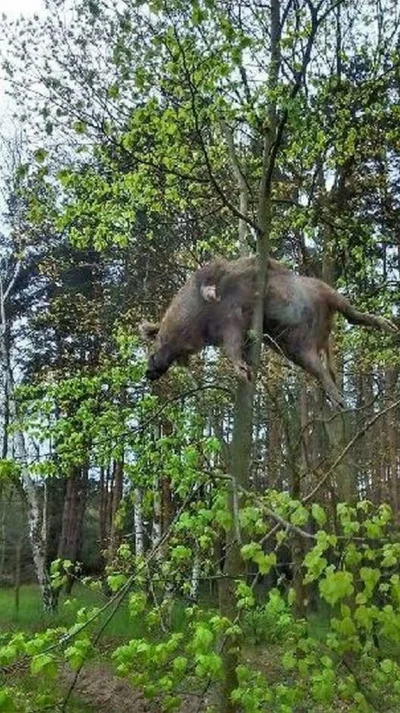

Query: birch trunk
[
  {"left": 0, "top": 267, "right": 56, "bottom": 612},
  {"left": 108, "top": 458, "right": 124, "bottom": 563},
  {"left": 189, "top": 549, "right": 200, "bottom": 602},
  {"left": 133, "top": 487, "right": 144, "bottom": 556}
]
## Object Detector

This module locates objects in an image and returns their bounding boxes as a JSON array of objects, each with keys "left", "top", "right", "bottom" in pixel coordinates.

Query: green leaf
[
  {"left": 193, "top": 625, "right": 213, "bottom": 652},
  {"left": 236, "top": 580, "right": 255, "bottom": 609},
  {"left": 311, "top": 503, "right": 327, "bottom": 526},
  {"left": 380, "top": 659, "right": 395, "bottom": 674},
  {"left": 72, "top": 120, "right": 87, "bottom": 134},
  {"left": 0, "top": 690, "right": 15, "bottom": 712},
  {"left": 107, "top": 83, "right": 120, "bottom": 99},
  {"left": 33, "top": 148, "right": 48, "bottom": 163},
  {"left": 303, "top": 548, "right": 328, "bottom": 583},
  {"left": 107, "top": 574, "right": 127, "bottom": 592},
  {"left": 0, "top": 645, "right": 18, "bottom": 665},
  {"left": 253, "top": 551, "right": 276, "bottom": 575},
  {"left": 290, "top": 504, "right": 309, "bottom": 527},
  {"left": 282, "top": 651, "right": 296, "bottom": 670},
  {"left": 65, "top": 637, "right": 92, "bottom": 670},
  {"left": 129, "top": 592, "right": 147, "bottom": 616},
  {"left": 30, "top": 653, "right": 57, "bottom": 678},
  {"left": 359, "top": 567, "right": 380, "bottom": 599},
  {"left": 172, "top": 655, "right": 188, "bottom": 674},
  {"left": 240, "top": 543, "right": 276, "bottom": 574},
  {"left": 171, "top": 545, "right": 192, "bottom": 562},
  {"left": 344, "top": 543, "right": 362, "bottom": 568},
  {"left": 215, "top": 507, "right": 233, "bottom": 532},
  {"left": 195, "top": 652, "right": 223, "bottom": 680},
  {"left": 319, "top": 570, "right": 354, "bottom": 606},
  {"left": 50, "top": 558, "right": 61, "bottom": 575}
]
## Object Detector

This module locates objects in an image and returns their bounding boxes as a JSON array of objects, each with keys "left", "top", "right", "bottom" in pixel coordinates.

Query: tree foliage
[{"left": 1, "top": 0, "right": 400, "bottom": 711}]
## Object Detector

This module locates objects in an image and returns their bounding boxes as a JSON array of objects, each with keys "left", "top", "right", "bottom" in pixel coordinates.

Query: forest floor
[
  {"left": 61, "top": 662, "right": 208, "bottom": 713},
  {"left": 0, "top": 584, "right": 212, "bottom": 712},
  {"left": 60, "top": 663, "right": 155, "bottom": 713},
  {"left": 0, "top": 584, "right": 350, "bottom": 713}
]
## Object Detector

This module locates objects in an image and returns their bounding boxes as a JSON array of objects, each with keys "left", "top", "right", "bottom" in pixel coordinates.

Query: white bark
[
  {"left": 151, "top": 476, "right": 162, "bottom": 557},
  {"left": 189, "top": 550, "right": 200, "bottom": 601},
  {"left": 133, "top": 487, "right": 144, "bottom": 556}
]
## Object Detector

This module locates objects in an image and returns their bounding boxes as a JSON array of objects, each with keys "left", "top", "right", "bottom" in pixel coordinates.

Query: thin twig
[
  {"left": 303, "top": 397, "right": 400, "bottom": 504},
  {"left": 59, "top": 485, "right": 199, "bottom": 710}
]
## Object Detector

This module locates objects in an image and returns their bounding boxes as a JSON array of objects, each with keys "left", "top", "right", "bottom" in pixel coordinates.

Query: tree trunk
[
  {"left": 320, "top": 171, "right": 355, "bottom": 504},
  {"left": 385, "top": 369, "right": 399, "bottom": 520},
  {"left": 99, "top": 464, "right": 111, "bottom": 553},
  {"left": 133, "top": 487, "right": 144, "bottom": 556},
  {"left": 9, "top": 395, "right": 56, "bottom": 611},
  {"left": 58, "top": 464, "right": 89, "bottom": 594},
  {"left": 290, "top": 383, "right": 307, "bottom": 618},
  {"left": 152, "top": 475, "right": 162, "bottom": 553},
  {"left": 189, "top": 549, "right": 200, "bottom": 602},
  {"left": 108, "top": 458, "right": 124, "bottom": 564},
  {"left": 0, "top": 266, "right": 56, "bottom": 611},
  {"left": 14, "top": 535, "right": 22, "bottom": 616},
  {"left": 17, "top": 435, "right": 56, "bottom": 611},
  {"left": 218, "top": 3, "right": 281, "bottom": 709},
  {"left": 0, "top": 488, "right": 7, "bottom": 577}
]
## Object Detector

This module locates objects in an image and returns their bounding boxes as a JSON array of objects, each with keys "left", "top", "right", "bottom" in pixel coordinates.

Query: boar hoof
[{"left": 379, "top": 317, "right": 398, "bottom": 332}]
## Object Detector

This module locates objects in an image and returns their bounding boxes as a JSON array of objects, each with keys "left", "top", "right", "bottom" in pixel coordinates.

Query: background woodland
[{"left": 1, "top": 1, "right": 400, "bottom": 711}]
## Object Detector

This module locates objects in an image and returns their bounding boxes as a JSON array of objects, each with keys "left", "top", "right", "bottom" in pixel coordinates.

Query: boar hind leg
[
  {"left": 320, "top": 343, "right": 337, "bottom": 385},
  {"left": 221, "top": 321, "right": 252, "bottom": 382},
  {"left": 295, "top": 348, "right": 345, "bottom": 408}
]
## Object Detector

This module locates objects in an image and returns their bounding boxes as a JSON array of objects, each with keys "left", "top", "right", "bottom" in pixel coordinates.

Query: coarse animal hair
[{"left": 140, "top": 257, "right": 398, "bottom": 407}]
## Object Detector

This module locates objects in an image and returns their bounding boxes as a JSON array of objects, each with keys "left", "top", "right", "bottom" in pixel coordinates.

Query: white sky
[
  {"left": 0, "top": 0, "right": 45, "bottom": 107},
  {"left": 1, "top": 0, "right": 44, "bottom": 18},
  {"left": 0, "top": 0, "right": 45, "bottom": 220}
]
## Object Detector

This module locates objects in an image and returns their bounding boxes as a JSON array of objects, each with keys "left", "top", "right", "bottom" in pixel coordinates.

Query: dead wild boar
[{"left": 140, "top": 257, "right": 397, "bottom": 407}]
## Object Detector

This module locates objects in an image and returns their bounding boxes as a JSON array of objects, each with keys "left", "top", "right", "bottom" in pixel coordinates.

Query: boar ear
[
  {"left": 139, "top": 321, "right": 160, "bottom": 342},
  {"left": 200, "top": 284, "right": 219, "bottom": 302}
]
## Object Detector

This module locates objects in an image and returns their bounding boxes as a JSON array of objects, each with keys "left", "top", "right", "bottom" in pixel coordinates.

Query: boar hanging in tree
[{"left": 140, "top": 257, "right": 397, "bottom": 407}]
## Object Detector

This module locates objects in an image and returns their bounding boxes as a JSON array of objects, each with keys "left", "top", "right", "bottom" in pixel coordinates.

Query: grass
[
  {"left": 0, "top": 583, "right": 134, "bottom": 713},
  {"left": 0, "top": 583, "right": 197, "bottom": 713},
  {"left": 3, "top": 584, "right": 400, "bottom": 713},
  {"left": 0, "top": 582, "right": 329, "bottom": 644},
  {"left": 15, "top": 674, "right": 96, "bottom": 713},
  {"left": 0, "top": 583, "right": 134, "bottom": 638},
  {"left": 0, "top": 582, "right": 191, "bottom": 642}
]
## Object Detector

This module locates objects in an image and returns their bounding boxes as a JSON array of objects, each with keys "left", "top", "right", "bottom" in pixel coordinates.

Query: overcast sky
[
  {"left": 2, "top": 0, "right": 44, "bottom": 18},
  {"left": 1, "top": 0, "right": 45, "bottom": 125},
  {"left": 0, "top": 0, "right": 45, "bottom": 222}
]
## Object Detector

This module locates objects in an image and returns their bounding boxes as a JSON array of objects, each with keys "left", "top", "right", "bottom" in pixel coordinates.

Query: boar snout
[
  {"left": 145, "top": 366, "right": 160, "bottom": 381},
  {"left": 145, "top": 352, "right": 170, "bottom": 381}
]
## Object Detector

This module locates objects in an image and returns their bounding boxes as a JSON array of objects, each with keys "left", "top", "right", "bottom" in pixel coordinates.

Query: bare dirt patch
[
  {"left": 61, "top": 664, "right": 155, "bottom": 713},
  {"left": 61, "top": 663, "right": 207, "bottom": 712}
]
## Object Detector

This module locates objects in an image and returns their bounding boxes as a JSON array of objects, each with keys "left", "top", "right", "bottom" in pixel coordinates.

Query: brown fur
[{"left": 140, "top": 257, "right": 397, "bottom": 407}]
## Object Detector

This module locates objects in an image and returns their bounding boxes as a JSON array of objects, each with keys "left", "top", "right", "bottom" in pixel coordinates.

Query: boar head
[{"left": 139, "top": 321, "right": 192, "bottom": 381}]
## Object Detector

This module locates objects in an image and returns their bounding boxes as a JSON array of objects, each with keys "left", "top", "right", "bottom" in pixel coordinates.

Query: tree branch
[
  {"left": 171, "top": 25, "right": 260, "bottom": 235},
  {"left": 303, "top": 397, "right": 400, "bottom": 504}
]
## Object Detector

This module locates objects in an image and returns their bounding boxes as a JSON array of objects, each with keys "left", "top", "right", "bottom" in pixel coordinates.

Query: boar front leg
[{"left": 221, "top": 320, "right": 252, "bottom": 382}]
